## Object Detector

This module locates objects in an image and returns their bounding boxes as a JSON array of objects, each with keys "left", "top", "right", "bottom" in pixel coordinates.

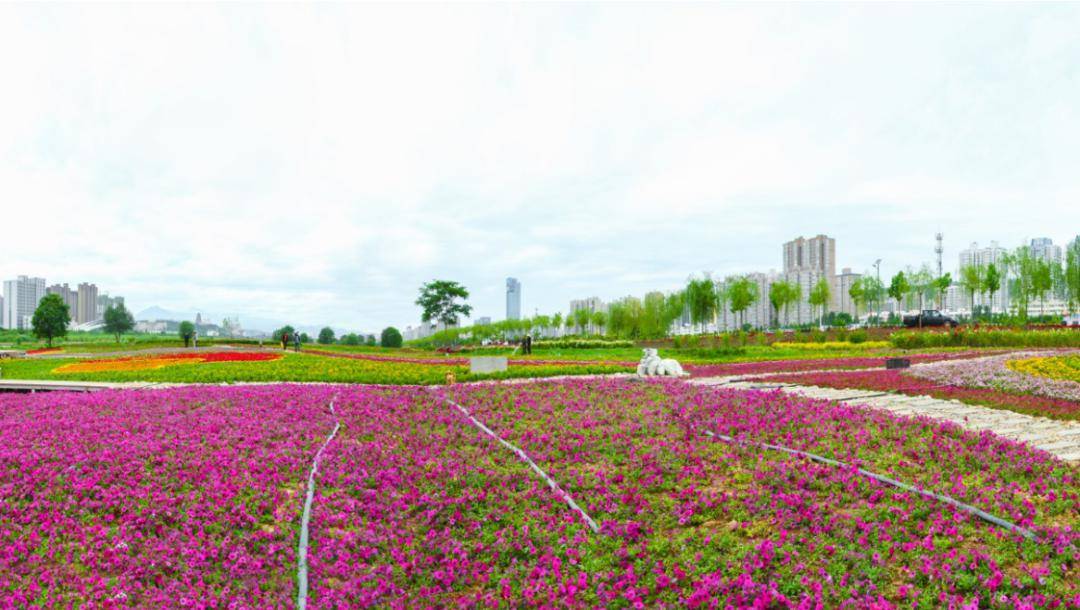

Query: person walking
[
  {"left": 293, "top": 332, "right": 301, "bottom": 352},
  {"left": 523, "top": 333, "right": 533, "bottom": 355},
  {"left": 281, "top": 332, "right": 289, "bottom": 351}
]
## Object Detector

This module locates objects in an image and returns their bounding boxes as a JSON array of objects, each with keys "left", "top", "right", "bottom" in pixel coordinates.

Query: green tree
[
  {"left": 416, "top": 280, "right": 473, "bottom": 329},
  {"left": 341, "top": 333, "right": 360, "bottom": 345},
  {"left": 103, "top": 302, "right": 135, "bottom": 343},
  {"left": 380, "top": 326, "right": 403, "bottom": 348},
  {"left": 1066, "top": 241, "right": 1080, "bottom": 311},
  {"left": 888, "top": 271, "right": 910, "bottom": 317},
  {"left": 848, "top": 279, "right": 865, "bottom": 321},
  {"left": 31, "top": 293, "right": 70, "bottom": 347},
  {"left": 808, "top": 277, "right": 832, "bottom": 328},
  {"left": 551, "top": 312, "right": 563, "bottom": 337},
  {"left": 934, "top": 272, "right": 952, "bottom": 310},
  {"left": 983, "top": 263, "right": 1002, "bottom": 316},
  {"left": 317, "top": 327, "right": 335, "bottom": 344},
  {"left": 590, "top": 310, "right": 607, "bottom": 336},
  {"left": 365, "top": 334, "right": 377, "bottom": 346},
  {"left": 727, "top": 276, "right": 759, "bottom": 329},
  {"left": 179, "top": 321, "right": 196, "bottom": 347},
  {"left": 685, "top": 274, "right": 718, "bottom": 333},
  {"left": 272, "top": 325, "right": 296, "bottom": 342},
  {"left": 769, "top": 280, "right": 798, "bottom": 328},
  {"left": 1032, "top": 258, "right": 1054, "bottom": 319},
  {"left": 572, "top": 308, "right": 591, "bottom": 335},
  {"left": 958, "top": 264, "right": 984, "bottom": 320}
]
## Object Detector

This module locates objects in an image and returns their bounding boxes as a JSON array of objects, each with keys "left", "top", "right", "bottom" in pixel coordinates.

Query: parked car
[
  {"left": 1064, "top": 314, "right": 1080, "bottom": 328},
  {"left": 902, "top": 310, "right": 959, "bottom": 328}
]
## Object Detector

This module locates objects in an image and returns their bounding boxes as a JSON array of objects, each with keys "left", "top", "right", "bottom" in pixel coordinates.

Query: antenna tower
[{"left": 935, "top": 232, "right": 944, "bottom": 278}]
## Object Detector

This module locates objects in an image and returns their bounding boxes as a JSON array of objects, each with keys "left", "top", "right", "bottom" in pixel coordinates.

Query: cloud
[{"left": 1, "top": 4, "right": 1078, "bottom": 330}]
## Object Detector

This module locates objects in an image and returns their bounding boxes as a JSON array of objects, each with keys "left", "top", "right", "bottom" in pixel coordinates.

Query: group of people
[{"left": 281, "top": 331, "right": 301, "bottom": 352}]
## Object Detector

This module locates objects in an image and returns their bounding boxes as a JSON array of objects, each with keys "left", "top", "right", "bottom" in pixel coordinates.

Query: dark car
[{"left": 902, "top": 309, "right": 958, "bottom": 328}]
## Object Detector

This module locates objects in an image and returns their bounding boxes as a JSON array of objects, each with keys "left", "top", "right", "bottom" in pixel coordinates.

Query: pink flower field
[{"left": 1, "top": 380, "right": 1077, "bottom": 608}]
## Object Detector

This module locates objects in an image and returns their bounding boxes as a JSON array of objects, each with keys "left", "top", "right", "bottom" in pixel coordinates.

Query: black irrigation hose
[
  {"left": 436, "top": 393, "right": 601, "bottom": 534},
  {"left": 698, "top": 428, "right": 1042, "bottom": 542}
]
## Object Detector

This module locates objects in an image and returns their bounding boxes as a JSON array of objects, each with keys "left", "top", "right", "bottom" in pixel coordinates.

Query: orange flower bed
[
  {"left": 55, "top": 351, "right": 282, "bottom": 373},
  {"left": 27, "top": 348, "right": 63, "bottom": 355}
]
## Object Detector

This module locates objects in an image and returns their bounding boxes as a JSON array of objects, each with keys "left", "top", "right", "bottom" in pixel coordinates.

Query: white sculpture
[{"left": 636, "top": 348, "right": 687, "bottom": 377}]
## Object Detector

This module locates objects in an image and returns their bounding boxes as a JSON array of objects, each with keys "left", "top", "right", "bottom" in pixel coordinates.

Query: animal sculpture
[{"left": 636, "top": 348, "right": 687, "bottom": 377}]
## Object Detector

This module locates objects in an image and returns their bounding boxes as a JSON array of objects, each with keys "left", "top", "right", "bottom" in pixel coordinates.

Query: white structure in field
[
  {"left": 2, "top": 276, "right": 46, "bottom": 330},
  {"left": 636, "top": 348, "right": 686, "bottom": 377}
]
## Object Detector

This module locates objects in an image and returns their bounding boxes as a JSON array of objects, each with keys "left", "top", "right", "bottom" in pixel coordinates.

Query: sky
[{"left": 2, "top": 3, "right": 1078, "bottom": 332}]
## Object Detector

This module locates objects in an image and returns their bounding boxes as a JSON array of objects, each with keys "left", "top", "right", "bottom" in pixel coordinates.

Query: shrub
[
  {"left": 380, "top": 327, "right": 403, "bottom": 348},
  {"left": 890, "top": 329, "right": 1080, "bottom": 349}
]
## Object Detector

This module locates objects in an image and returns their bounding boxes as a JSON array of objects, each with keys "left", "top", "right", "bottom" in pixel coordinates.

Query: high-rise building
[
  {"left": 475, "top": 316, "right": 492, "bottom": 326},
  {"left": 957, "top": 242, "right": 1009, "bottom": 312},
  {"left": 96, "top": 293, "right": 124, "bottom": 319},
  {"left": 505, "top": 277, "right": 521, "bottom": 320},
  {"left": 783, "top": 234, "right": 836, "bottom": 277},
  {"left": 1030, "top": 237, "right": 1063, "bottom": 265},
  {"left": 47, "top": 283, "right": 78, "bottom": 316},
  {"left": 76, "top": 283, "right": 99, "bottom": 325},
  {"left": 2, "top": 276, "right": 47, "bottom": 330}
]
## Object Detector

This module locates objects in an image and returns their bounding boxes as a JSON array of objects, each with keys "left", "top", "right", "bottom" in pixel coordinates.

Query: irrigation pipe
[
  {"left": 296, "top": 396, "right": 341, "bottom": 610},
  {"left": 697, "top": 428, "right": 1041, "bottom": 542},
  {"left": 438, "top": 394, "right": 600, "bottom": 534}
]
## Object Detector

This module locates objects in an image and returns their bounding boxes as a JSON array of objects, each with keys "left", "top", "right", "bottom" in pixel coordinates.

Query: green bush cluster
[{"left": 890, "top": 329, "right": 1080, "bottom": 349}]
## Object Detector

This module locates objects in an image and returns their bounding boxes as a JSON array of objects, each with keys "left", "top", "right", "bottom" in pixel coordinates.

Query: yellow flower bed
[
  {"left": 1006, "top": 355, "right": 1080, "bottom": 383},
  {"left": 772, "top": 341, "right": 891, "bottom": 351},
  {"left": 56, "top": 357, "right": 195, "bottom": 373}
]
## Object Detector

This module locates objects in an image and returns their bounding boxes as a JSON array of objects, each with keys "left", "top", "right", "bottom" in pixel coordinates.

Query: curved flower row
[
  {"left": 1009, "top": 355, "right": 1080, "bottom": 384},
  {"left": 304, "top": 348, "right": 636, "bottom": 369},
  {"left": 906, "top": 351, "right": 1080, "bottom": 403},
  {"left": 684, "top": 350, "right": 999, "bottom": 378},
  {"left": 53, "top": 351, "right": 283, "bottom": 373}
]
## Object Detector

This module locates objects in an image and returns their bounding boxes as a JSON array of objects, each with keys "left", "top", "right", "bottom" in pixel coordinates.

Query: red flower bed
[
  {"left": 685, "top": 351, "right": 998, "bottom": 378},
  {"left": 26, "top": 348, "right": 62, "bottom": 355},
  {"left": 750, "top": 369, "right": 1080, "bottom": 420},
  {"left": 78, "top": 351, "right": 282, "bottom": 365}
]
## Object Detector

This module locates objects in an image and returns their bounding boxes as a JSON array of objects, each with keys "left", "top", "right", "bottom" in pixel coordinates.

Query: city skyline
[{"left": 2, "top": 4, "right": 1079, "bottom": 330}]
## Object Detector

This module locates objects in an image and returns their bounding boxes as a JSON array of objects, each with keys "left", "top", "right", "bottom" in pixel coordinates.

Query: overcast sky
[{"left": 2, "top": 3, "right": 1078, "bottom": 332}]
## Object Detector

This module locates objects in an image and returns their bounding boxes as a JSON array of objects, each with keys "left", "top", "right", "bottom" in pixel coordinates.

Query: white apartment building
[
  {"left": 831, "top": 267, "right": 863, "bottom": 317},
  {"left": 2, "top": 276, "right": 47, "bottom": 330},
  {"left": 1030, "top": 237, "right": 1063, "bottom": 265},
  {"left": 957, "top": 241, "right": 1011, "bottom": 313}
]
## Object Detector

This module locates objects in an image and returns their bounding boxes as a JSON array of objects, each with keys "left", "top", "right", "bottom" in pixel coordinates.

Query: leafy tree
[
  {"left": 888, "top": 271, "right": 910, "bottom": 317},
  {"left": 340, "top": 333, "right": 360, "bottom": 345},
  {"left": 380, "top": 326, "right": 403, "bottom": 348},
  {"left": 533, "top": 314, "right": 551, "bottom": 338},
  {"left": 685, "top": 274, "right": 718, "bottom": 332},
  {"left": 808, "top": 277, "right": 832, "bottom": 328},
  {"left": 958, "top": 264, "right": 984, "bottom": 320},
  {"left": 179, "top": 321, "right": 196, "bottom": 347},
  {"left": 590, "top": 310, "right": 607, "bottom": 336},
  {"left": 848, "top": 279, "right": 865, "bottom": 320},
  {"left": 1066, "top": 241, "right": 1080, "bottom": 311},
  {"left": 1032, "top": 259, "right": 1054, "bottom": 318},
  {"left": 299, "top": 332, "right": 311, "bottom": 344},
  {"left": 551, "top": 312, "right": 563, "bottom": 337},
  {"left": 934, "top": 272, "right": 952, "bottom": 310},
  {"left": 272, "top": 325, "right": 296, "bottom": 342},
  {"left": 31, "top": 294, "right": 70, "bottom": 347},
  {"left": 727, "top": 276, "right": 759, "bottom": 329},
  {"left": 365, "top": 334, "right": 377, "bottom": 346},
  {"left": 983, "top": 263, "right": 1002, "bottom": 316},
  {"left": 415, "top": 280, "right": 473, "bottom": 329},
  {"left": 769, "top": 280, "right": 798, "bottom": 328},
  {"left": 317, "top": 327, "right": 336, "bottom": 344},
  {"left": 572, "top": 308, "right": 591, "bottom": 335},
  {"left": 103, "top": 302, "right": 135, "bottom": 343}
]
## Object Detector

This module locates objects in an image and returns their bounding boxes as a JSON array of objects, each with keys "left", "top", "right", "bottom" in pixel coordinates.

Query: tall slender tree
[
  {"left": 808, "top": 277, "right": 832, "bottom": 328},
  {"left": 983, "top": 263, "right": 1002, "bottom": 317}
]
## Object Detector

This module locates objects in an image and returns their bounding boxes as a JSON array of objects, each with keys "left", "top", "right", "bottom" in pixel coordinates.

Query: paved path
[{"left": 691, "top": 375, "right": 1080, "bottom": 463}]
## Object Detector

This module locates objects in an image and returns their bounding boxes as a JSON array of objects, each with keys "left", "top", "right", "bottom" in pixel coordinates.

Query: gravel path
[{"left": 691, "top": 375, "right": 1080, "bottom": 462}]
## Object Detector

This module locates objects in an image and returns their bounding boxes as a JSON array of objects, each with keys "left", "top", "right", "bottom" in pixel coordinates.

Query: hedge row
[{"left": 891, "top": 329, "right": 1080, "bottom": 349}]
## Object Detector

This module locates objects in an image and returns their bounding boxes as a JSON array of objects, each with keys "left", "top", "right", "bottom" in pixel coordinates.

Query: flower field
[
  {"left": 1010, "top": 355, "right": 1080, "bottom": 384},
  {"left": 683, "top": 350, "right": 999, "bottom": 378},
  {"left": 0, "top": 352, "right": 630, "bottom": 385},
  {"left": 4, "top": 380, "right": 1075, "bottom": 607}
]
